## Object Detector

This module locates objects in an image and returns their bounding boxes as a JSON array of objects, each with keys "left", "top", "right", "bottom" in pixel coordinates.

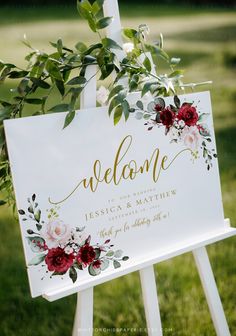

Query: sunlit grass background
[{"left": 0, "top": 4, "right": 236, "bottom": 336}]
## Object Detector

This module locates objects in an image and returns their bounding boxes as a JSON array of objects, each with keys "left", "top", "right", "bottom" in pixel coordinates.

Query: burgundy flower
[
  {"left": 92, "top": 260, "right": 102, "bottom": 269},
  {"left": 77, "top": 244, "right": 96, "bottom": 267},
  {"left": 159, "top": 107, "right": 175, "bottom": 128},
  {"left": 177, "top": 104, "right": 198, "bottom": 126},
  {"left": 154, "top": 103, "right": 162, "bottom": 112},
  {"left": 45, "top": 247, "right": 74, "bottom": 273}
]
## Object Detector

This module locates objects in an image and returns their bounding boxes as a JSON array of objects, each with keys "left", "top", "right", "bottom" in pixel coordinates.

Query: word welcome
[{"left": 50, "top": 135, "right": 190, "bottom": 204}]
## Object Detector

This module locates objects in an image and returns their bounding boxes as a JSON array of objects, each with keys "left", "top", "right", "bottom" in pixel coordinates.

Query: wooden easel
[{"left": 44, "top": 1, "right": 235, "bottom": 335}]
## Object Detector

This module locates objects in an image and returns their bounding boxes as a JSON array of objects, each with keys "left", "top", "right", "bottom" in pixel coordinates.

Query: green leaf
[
  {"left": 8, "top": 70, "right": 29, "bottom": 79},
  {"left": 102, "top": 38, "right": 122, "bottom": 50},
  {"left": 129, "top": 79, "right": 138, "bottom": 92},
  {"left": 199, "top": 124, "right": 211, "bottom": 137},
  {"left": 108, "top": 85, "right": 124, "bottom": 101},
  {"left": 145, "top": 44, "right": 169, "bottom": 62},
  {"left": 84, "top": 43, "right": 102, "bottom": 55},
  {"left": 135, "top": 112, "right": 143, "bottom": 120},
  {"left": 100, "top": 259, "right": 109, "bottom": 271},
  {"left": 198, "top": 113, "right": 210, "bottom": 123},
  {"left": 143, "top": 56, "right": 152, "bottom": 72},
  {"left": 136, "top": 100, "right": 144, "bottom": 110},
  {"left": 46, "top": 60, "right": 62, "bottom": 81},
  {"left": 0, "top": 106, "right": 11, "bottom": 122},
  {"left": 114, "top": 105, "right": 123, "bottom": 125},
  {"left": 92, "top": 0, "right": 104, "bottom": 14},
  {"left": 174, "top": 95, "right": 180, "bottom": 109},
  {"left": 0, "top": 200, "right": 6, "bottom": 206},
  {"left": 57, "top": 38, "right": 63, "bottom": 55},
  {"left": 75, "top": 41, "right": 87, "bottom": 52},
  {"left": 106, "top": 250, "right": 114, "bottom": 257},
  {"left": 108, "top": 90, "right": 126, "bottom": 116},
  {"left": 99, "top": 63, "right": 115, "bottom": 80},
  {"left": 123, "top": 28, "right": 140, "bottom": 43},
  {"left": 0, "top": 61, "right": 5, "bottom": 72},
  {"left": 96, "top": 16, "right": 113, "bottom": 30},
  {"left": 88, "top": 263, "right": 101, "bottom": 276},
  {"left": 113, "top": 260, "right": 121, "bottom": 269},
  {"left": 49, "top": 103, "right": 69, "bottom": 113},
  {"left": 67, "top": 76, "right": 87, "bottom": 85},
  {"left": 34, "top": 209, "right": 41, "bottom": 223},
  {"left": 69, "top": 266, "right": 77, "bottom": 283},
  {"left": 123, "top": 28, "right": 138, "bottom": 39},
  {"left": 27, "top": 229, "right": 34, "bottom": 234},
  {"left": 55, "top": 80, "right": 65, "bottom": 96},
  {"left": 122, "top": 100, "right": 130, "bottom": 121},
  {"left": 77, "top": 0, "right": 92, "bottom": 15},
  {"left": 26, "top": 236, "right": 46, "bottom": 252},
  {"left": 141, "top": 82, "right": 156, "bottom": 97},
  {"left": 77, "top": 0, "right": 97, "bottom": 32},
  {"left": 36, "top": 224, "right": 42, "bottom": 231},
  {"left": 114, "top": 250, "right": 123, "bottom": 258},
  {"left": 25, "top": 98, "right": 42, "bottom": 105},
  {"left": 63, "top": 111, "right": 75, "bottom": 129},
  {"left": 94, "top": 248, "right": 101, "bottom": 260},
  {"left": 83, "top": 55, "right": 96, "bottom": 64},
  {"left": 147, "top": 101, "right": 155, "bottom": 112},
  {"left": 28, "top": 205, "right": 34, "bottom": 214},
  {"left": 108, "top": 99, "right": 116, "bottom": 116},
  {"left": 30, "top": 78, "right": 50, "bottom": 89},
  {"left": 28, "top": 253, "right": 46, "bottom": 266},
  {"left": 154, "top": 97, "right": 166, "bottom": 109},
  {"left": 169, "top": 70, "right": 184, "bottom": 78}
]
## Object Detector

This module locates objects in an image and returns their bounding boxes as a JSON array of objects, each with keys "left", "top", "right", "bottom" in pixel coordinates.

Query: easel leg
[
  {"left": 193, "top": 247, "right": 230, "bottom": 336},
  {"left": 139, "top": 266, "right": 163, "bottom": 336},
  {"left": 72, "top": 287, "right": 94, "bottom": 336}
]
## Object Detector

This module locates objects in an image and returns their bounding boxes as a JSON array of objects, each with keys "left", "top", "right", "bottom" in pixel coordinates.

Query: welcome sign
[{"left": 4, "top": 91, "right": 226, "bottom": 298}]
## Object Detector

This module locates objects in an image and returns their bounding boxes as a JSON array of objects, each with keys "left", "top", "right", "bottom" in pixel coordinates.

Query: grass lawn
[{"left": 0, "top": 5, "right": 236, "bottom": 336}]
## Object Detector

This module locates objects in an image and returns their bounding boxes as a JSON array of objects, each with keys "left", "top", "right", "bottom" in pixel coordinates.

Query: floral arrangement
[
  {"left": 18, "top": 194, "right": 129, "bottom": 283},
  {"left": 130, "top": 95, "right": 217, "bottom": 169},
  {"left": 0, "top": 0, "right": 211, "bottom": 208}
]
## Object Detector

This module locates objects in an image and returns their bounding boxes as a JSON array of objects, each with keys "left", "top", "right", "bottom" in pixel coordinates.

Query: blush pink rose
[
  {"left": 182, "top": 126, "right": 202, "bottom": 151},
  {"left": 42, "top": 219, "right": 71, "bottom": 248}
]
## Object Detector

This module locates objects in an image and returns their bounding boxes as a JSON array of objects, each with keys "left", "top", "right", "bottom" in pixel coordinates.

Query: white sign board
[{"left": 4, "top": 91, "right": 226, "bottom": 298}]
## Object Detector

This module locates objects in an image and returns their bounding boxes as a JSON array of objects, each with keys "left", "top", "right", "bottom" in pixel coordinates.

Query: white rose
[
  {"left": 42, "top": 219, "right": 70, "bottom": 248},
  {"left": 123, "top": 42, "right": 134, "bottom": 53},
  {"left": 96, "top": 86, "right": 109, "bottom": 106},
  {"left": 169, "top": 126, "right": 180, "bottom": 142},
  {"left": 71, "top": 229, "right": 87, "bottom": 245},
  {"left": 64, "top": 246, "right": 74, "bottom": 255},
  {"left": 178, "top": 120, "right": 185, "bottom": 128},
  {"left": 182, "top": 126, "right": 201, "bottom": 151}
]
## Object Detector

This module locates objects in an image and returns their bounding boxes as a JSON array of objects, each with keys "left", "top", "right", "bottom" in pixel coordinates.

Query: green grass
[
  {"left": 0, "top": 6, "right": 236, "bottom": 336},
  {"left": 0, "top": 4, "right": 234, "bottom": 25},
  {"left": 172, "top": 25, "right": 236, "bottom": 42}
]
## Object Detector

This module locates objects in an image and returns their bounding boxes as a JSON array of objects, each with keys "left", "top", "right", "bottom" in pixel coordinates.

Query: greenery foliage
[{"left": 0, "top": 0, "right": 189, "bottom": 208}]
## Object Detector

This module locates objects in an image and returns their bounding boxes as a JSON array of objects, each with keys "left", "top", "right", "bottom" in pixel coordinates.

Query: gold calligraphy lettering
[{"left": 49, "top": 135, "right": 191, "bottom": 205}]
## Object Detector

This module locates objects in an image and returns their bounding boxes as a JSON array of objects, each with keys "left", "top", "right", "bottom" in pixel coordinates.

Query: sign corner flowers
[
  {"left": 19, "top": 194, "right": 129, "bottom": 283},
  {"left": 131, "top": 93, "right": 217, "bottom": 170}
]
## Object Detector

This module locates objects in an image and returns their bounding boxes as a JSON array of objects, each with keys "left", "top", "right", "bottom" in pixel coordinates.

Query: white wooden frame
[{"left": 43, "top": 1, "right": 234, "bottom": 335}]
